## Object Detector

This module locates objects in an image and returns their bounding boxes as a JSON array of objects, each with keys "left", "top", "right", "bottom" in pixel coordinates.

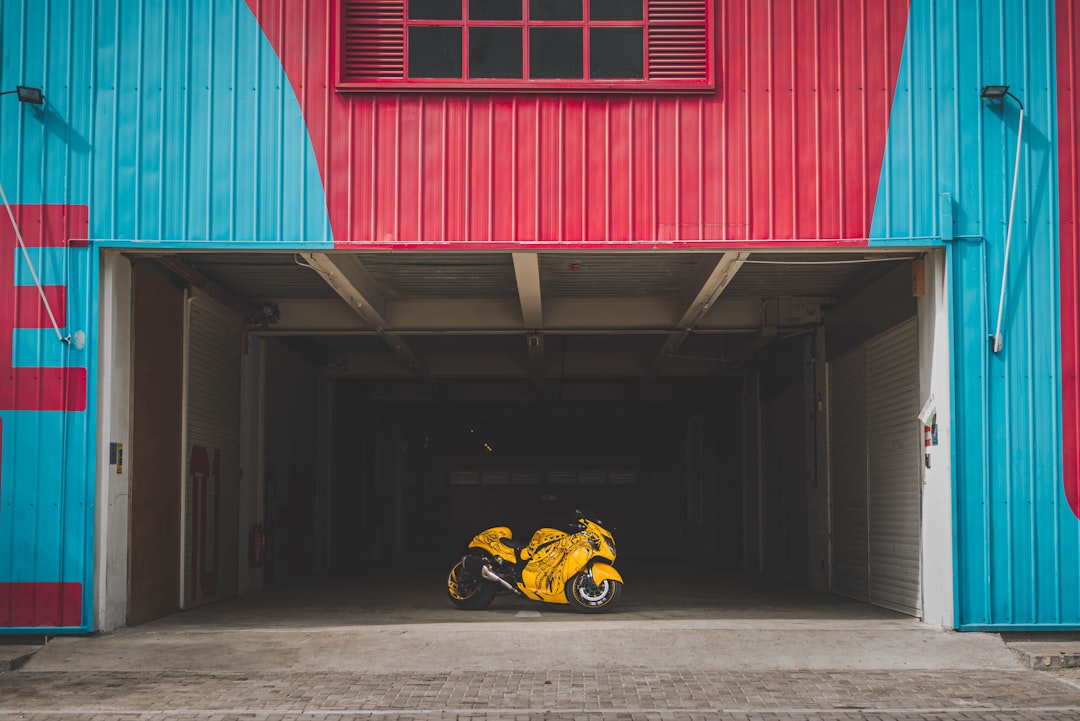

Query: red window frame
[{"left": 337, "top": 0, "right": 715, "bottom": 92}]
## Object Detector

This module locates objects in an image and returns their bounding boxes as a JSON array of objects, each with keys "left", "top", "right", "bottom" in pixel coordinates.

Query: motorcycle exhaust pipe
[{"left": 481, "top": 565, "right": 523, "bottom": 596}]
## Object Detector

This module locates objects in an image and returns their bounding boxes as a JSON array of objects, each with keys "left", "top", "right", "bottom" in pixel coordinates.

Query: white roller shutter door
[
  {"left": 828, "top": 317, "right": 921, "bottom": 616},
  {"left": 184, "top": 288, "right": 242, "bottom": 608},
  {"left": 866, "top": 318, "right": 921, "bottom": 616}
]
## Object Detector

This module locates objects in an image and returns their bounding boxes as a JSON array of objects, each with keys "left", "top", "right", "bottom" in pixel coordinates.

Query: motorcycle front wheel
[
  {"left": 565, "top": 569, "right": 622, "bottom": 612},
  {"left": 446, "top": 555, "right": 498, "bottom": 610}
]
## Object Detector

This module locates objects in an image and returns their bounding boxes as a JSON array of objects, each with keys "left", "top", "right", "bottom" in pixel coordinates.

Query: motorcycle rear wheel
[
  {"left": 447, "top": 555, "right": 498, "bottom": 610},
  {"left": 565, "top": 569, "right": 622, "bottom": 612}
]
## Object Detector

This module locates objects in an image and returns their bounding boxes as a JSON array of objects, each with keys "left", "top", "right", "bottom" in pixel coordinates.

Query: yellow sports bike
[{"left": 447, "top": 510, "right": 623, "bottom": 612}]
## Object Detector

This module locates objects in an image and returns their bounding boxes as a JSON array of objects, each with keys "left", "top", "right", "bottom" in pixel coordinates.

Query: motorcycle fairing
[
  {"left": 522, "top": 527, "right": 567, "bottom": 561},
  {"left": 469, "top": 525, "right": 572, "bottom": 566},
  {"left": 519, "top": 538, "right": 595, "bottom": 604},
  {"left": 468, "top": 526, "right": 519, "bottom": 564},
  {"left": 589, "top": 562, "right": 623, "bottom": 586}
]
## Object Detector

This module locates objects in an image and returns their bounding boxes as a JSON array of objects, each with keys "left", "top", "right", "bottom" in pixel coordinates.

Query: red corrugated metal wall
[
  {"left": 1059, "top": 0, "right": 1079, "bottom": 516},
  {"left": 246, "top": 0, "right": 908, "bottom": 247}
]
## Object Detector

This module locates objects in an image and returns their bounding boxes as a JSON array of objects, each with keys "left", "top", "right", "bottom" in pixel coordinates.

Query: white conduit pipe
[
  {"left": 991, "top": 104, "right": 1025, "bottom": 354},
  {"left": 0, "top": 179, "right": 70, "bottom": 343}
]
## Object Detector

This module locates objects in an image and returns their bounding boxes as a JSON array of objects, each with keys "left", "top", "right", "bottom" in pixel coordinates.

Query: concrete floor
[{"left": 17, "top": 559, "right": 1025, "bottom": 675}]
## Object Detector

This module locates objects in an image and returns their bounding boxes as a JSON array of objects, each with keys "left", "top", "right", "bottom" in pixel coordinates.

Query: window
[{"left": 338, "top": 0, "right": 714, "bottom": 91}]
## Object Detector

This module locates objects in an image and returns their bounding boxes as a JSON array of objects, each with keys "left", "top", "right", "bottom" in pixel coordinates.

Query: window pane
[
  {"left": 530, "top": 0, "right": 582, "bottom": 21},
  {"left": 469, "top": 0, "right": 522, "bottom": 20},
  {"left": 590, "top": 0, "right": 642, "bottom": 21},
  {"left": 470, "top": 27, "right": 523, "bottom": 78},
  {"left": 409, "top": 26, "right": 463, "bottom": 78},
  {"left": 409, "top": 0, "right": 462, "bottom": 20},
  {"left": 589, "top": 27, "right": 643, "bottom": 78},
  {"left": 530, "top": 27, "right": 583, "bottom": 78}
]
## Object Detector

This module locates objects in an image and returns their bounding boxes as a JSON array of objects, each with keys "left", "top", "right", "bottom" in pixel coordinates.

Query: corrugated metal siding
[
  {"left": 90, "top": 0, "right": 331, "bottom": 245},
  {"left": 247, "top": 0, "right": 910, "bottom": 246},
  {"left": 868, "top": 0, "right": 1075, "bottom": 628},
  {"left": 0, "top": 0, "right": 329, "bottom": 632},
  {"left": 0, "top": 4, "right": 93, "bottom": 208},
  {"left": 184, "top": 289, "right": 242, "bottom": 608},
  {"left": 0, "top": 205, "right": 94, "bottom": 631},
  {"left": 1057, "top": 0, "right": 1079, "bottom": 533},
  {"left": 0, "top": 1, "right": 97, "bottom": 632}
]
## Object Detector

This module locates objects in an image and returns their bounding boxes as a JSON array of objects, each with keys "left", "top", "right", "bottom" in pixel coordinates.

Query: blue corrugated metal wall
[
  {"left": 0, "top": 2, "right": 96, "bottom": 632},
  {"left": 91, "top": 0, "right": 331, "bottom": 245},
  {"left": 870, "top": 0, "right": 1076, "bottom": 628},
  {"left": 0, "top": 0, "right": 332, "bottom": 633}
]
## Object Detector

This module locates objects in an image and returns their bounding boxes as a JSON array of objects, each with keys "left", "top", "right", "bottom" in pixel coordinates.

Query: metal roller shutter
[
  {"left": 829, "top": 348, "right": 868, "bottom": 602},
  {"left": 828, "top": 317, "right": 921, "bottom": 616},
  {"left": 866, "top": 318, "right": 921, "bottom": 616},
  {"left": 183, "top": 289, "right": 242, "bottom": 608}
]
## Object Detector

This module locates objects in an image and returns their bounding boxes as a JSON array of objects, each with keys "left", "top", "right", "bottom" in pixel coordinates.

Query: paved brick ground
[
  {"left": 1, "top": 668, "right": 1079, "bottom": 721},
  {"left": 5, "top": 569, "right": 1079, "bottom": 720}
]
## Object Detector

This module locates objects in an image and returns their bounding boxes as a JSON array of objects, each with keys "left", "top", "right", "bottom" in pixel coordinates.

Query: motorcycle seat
[{"left": 500, "top": 537, "right": 528, "bottom": 550}]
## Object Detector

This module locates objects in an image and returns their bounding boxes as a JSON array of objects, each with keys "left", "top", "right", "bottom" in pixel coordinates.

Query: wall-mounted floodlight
[
  {"left": 980, "top": 85, "right": 1012, "bottom": 101},
  {"left": 0, "top": 86, "right": 45, "bottom": 105},
  {"left": 980, "top": 84, "right": 1025, "bottom": 354}
]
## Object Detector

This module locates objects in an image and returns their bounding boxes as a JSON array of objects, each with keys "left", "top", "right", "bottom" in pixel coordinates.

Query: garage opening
[{"left": 117, "top": 250, "right": 930, "bottom": 621}]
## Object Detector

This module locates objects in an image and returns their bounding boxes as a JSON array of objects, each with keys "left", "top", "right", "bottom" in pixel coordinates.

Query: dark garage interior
[{"left": 133, "top": 249, "right": 921, "bottom": 617}]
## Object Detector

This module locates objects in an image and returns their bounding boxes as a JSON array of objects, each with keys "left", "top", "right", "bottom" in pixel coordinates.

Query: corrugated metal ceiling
[
  {"left": 357, "top": 253, "right": 517, "bottom": 299},
  {"left": 539, "top": 253, "right": 702, "bottom": 298},
  {"left": 724, "top": 253, "right": 911, "bottom": 298},
  {"left": 182, "top": 253, "right": 338, "bottom": 301},
  {"left": 168, "top": 250, "right": 913, "bottom": 304}
]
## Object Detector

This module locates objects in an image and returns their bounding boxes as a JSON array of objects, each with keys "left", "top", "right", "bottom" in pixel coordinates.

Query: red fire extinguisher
[
  {"left": 250, "top": 523, "right": 265, "bottom": 567},
  {"left": 924, "top": 425, "right": 933, "bottom": 469}
]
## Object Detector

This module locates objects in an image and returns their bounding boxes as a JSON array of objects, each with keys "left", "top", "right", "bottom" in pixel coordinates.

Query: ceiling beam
[
  {"left": 298, "top": 252, "right": 424, "bottom": 374},
  {"left": 512, "top": 252, "right": 543, "bottom": 327},
  {"left": 149, "top": 255, "right": 250, "bottom": 315},
  {"left": 512, "top": 252, "right": 545, "bottom": 381},
  {"left": 653, "top": 252, "right": 750, "bottom": 371}
]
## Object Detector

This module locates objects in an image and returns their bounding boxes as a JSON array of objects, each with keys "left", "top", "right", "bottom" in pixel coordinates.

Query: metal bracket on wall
[{"left": 0, "top": 179, "right": 70, "bottom": 344}]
